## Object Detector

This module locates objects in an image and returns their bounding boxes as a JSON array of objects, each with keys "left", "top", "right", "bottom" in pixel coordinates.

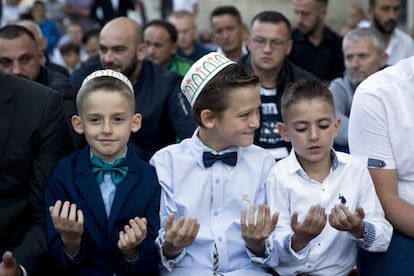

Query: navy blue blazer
[{"left": 45, "top": 146, "right": 160, "bottom": 275}]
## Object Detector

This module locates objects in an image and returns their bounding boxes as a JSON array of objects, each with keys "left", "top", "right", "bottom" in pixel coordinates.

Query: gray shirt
[{"left": 329, "top": 74, "right": 356, "bottom": 146}]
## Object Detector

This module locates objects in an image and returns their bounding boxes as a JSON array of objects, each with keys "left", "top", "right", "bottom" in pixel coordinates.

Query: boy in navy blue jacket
[{"left": 45, "top": 69, "right": 160, "bottom": 275}]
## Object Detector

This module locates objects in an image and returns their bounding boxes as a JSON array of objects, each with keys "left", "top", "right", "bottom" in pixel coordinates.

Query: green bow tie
[{"left": 90, "top": 155, "right": 128, "bottom": 186}]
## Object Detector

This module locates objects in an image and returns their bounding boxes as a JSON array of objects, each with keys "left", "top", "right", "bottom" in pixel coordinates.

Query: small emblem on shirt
[
  {"left": 241, "top": 194, "right": 250, "bottom": 204},
  {"left": 339, "top": 193, "right": 347, "bottom": 205}
]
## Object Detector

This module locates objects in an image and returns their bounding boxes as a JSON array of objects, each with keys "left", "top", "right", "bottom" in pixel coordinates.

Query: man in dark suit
[
  {"left": 0, "top": 24, "right": 77, "bottom": 122},
  {"left": 0, "top": 72, "right": 74, "bottom": 275}
]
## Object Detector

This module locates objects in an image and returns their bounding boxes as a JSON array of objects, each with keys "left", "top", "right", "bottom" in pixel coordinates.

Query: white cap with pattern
[
  {"left": 81, "top": 69, "right": 134, "bottom": 93},
  {"left": 181, "top": 52, "right": 235, "bottom": 107}
]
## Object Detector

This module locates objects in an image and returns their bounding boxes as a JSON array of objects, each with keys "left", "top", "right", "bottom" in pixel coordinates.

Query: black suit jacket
[{"left": 0, "top": 73, "right": 74, "bottom": 274}]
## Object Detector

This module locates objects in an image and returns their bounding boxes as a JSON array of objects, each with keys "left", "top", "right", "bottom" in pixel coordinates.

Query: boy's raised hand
[
  {"left": 117, "top": 217, "right": 148, "bottom": 259},
  {"left": 49, "top": 200, "right": 84, "bottom": 255},
  {"left": 291, "top": 205, "right": 327, "bottom": 252},
  {"left": 329, "top": 205, "right": 365, "bottom": 239},
  {"left": 240, "top": 205, "right": 279, "bottom": 257},
  {"left": 163, "top": 213, "right": 200, "bottom": 259}
]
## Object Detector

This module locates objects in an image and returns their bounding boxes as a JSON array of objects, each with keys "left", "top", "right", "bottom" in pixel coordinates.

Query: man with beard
[
  {"left": 238, "top": 10, "right": 314, "bottom": 160},
  {"left": 0, "top": 25, "right": 76, "bottom": 122},
  {"left": 329, "top": 28, "right": 387, "bottom": 152},
  {"left": 289, "top": 0, "right": 344, "bottom": 81},
  {"left": 71, "top": 17, "right": 196, "bottom": 161},
  {"left": 368, "top": 0, "right": 414, "bottom": 65}
]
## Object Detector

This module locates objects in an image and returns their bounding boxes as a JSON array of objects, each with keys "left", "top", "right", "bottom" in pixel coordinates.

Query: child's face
[
  {"left": 278, "top": 98, "right": 340, "bottom": 169},
  {"left": 201, "top": 85, "right": 261, "bottom": 152},
  {"left": 63, "top": 51, "right": 80, "bottom": 69},
  {"left": 72, "top": 90, "right": 141, "bottom": 162}
]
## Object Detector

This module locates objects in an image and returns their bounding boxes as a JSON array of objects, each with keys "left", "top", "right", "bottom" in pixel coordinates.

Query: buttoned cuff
[
  {"left": 348, "top": 222, "right": 376, "bottom": 249},
  {"left": 246, "top": 236, "right": 273, "bottom": 265},
  {"left": 155, "top": 232, "right": 186, "bottom": 271},
  {"left": 281, "top": 233, "right": 309, "bottom": 261}
]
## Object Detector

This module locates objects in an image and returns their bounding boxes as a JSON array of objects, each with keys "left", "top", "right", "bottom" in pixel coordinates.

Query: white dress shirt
[
  {"left": 267, "top": 150, "right": 392, "bottom": 276},
  {"left": 150, "top": 128, "right": 301, "bottom": 275}
]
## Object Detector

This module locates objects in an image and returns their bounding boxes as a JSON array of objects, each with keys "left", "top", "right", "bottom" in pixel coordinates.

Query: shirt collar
[
  {"left": 191, "top": 127, "right": 240, "bottom": 169},
  {"left": 89, "top": 148, "right": 128, "bottom": 164},
  {"left": 294, "top": 26, "right": 338, "bottom": 43},
  {"left": 287, "top": 148, "right": 342, "bottom": 177}
]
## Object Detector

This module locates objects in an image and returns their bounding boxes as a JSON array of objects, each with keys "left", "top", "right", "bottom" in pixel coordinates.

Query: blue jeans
[{"left": 357, "top": 231, "right": 414, "bottom": 275}]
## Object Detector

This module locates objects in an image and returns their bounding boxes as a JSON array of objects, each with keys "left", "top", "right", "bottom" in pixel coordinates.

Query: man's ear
[
  {"left": 200, "top": 109, "right": 215, "bottom": 129},
  {"left": 137, "top": 43, "right": 147, "bottom": 61},
  {"left": 277, "top": 122, "right": 290, "bottom": 142},
  {"left": 71, "top": 115, "right": 84, "bottom": 134},
  {"left": 131, "top": 113, "right": 142, "bottom": 133}
]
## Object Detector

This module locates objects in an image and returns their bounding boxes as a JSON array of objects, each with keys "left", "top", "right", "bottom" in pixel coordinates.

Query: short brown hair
[{"left": 281, "top": 78, "right": 334, "bottom": 122}]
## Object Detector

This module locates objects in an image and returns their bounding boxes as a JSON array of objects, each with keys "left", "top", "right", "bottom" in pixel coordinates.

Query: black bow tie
[{"left": 203, "top": 151, "right": 237, "bottom": 167}]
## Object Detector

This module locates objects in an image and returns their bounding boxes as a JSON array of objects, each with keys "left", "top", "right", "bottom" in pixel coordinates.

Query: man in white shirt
[
  {"left": 368, "top": 0, "right": 414, "bottom": 64},
  {"left": 349, "top": 55, "right": 414, "bottom": 274}
]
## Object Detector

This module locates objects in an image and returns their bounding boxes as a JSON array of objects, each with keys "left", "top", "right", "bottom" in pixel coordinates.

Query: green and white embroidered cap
[{"left": 181, "top": 52, "right": 235, "bottom": 107}]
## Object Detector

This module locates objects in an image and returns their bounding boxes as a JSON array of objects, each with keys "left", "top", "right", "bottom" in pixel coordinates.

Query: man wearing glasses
[{"left": 238, "top": 10, "right": 314, "bottom": 160}]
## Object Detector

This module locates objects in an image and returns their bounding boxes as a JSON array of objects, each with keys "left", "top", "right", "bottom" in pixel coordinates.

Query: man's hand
[{"left": 0, "top": 251, "right": 22, "bottom": 276}]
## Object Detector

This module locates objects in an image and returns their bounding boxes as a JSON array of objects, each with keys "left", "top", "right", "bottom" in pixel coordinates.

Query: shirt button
[
  {"left": 218, "top": 237, "right": 222, "bottom": 242},
  {"left": 213, "top": 211, "right": 218, "bottom": 216},
  {"left": 215, "top": 179, "right": 220, "bottom": 183},
  {"left": 322, "top": 188, "right": 325, "bottom": 192}
]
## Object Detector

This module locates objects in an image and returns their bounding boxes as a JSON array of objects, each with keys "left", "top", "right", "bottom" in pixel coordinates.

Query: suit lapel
[
  {"left": 74, "top": 148, "right": 108, "bottom": 233},
  {"left": 107, "top": 149, "right": 140, "bottom": 229},
  {"left": 0, "top": 75, "right": 14, "bottom": 165}
]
